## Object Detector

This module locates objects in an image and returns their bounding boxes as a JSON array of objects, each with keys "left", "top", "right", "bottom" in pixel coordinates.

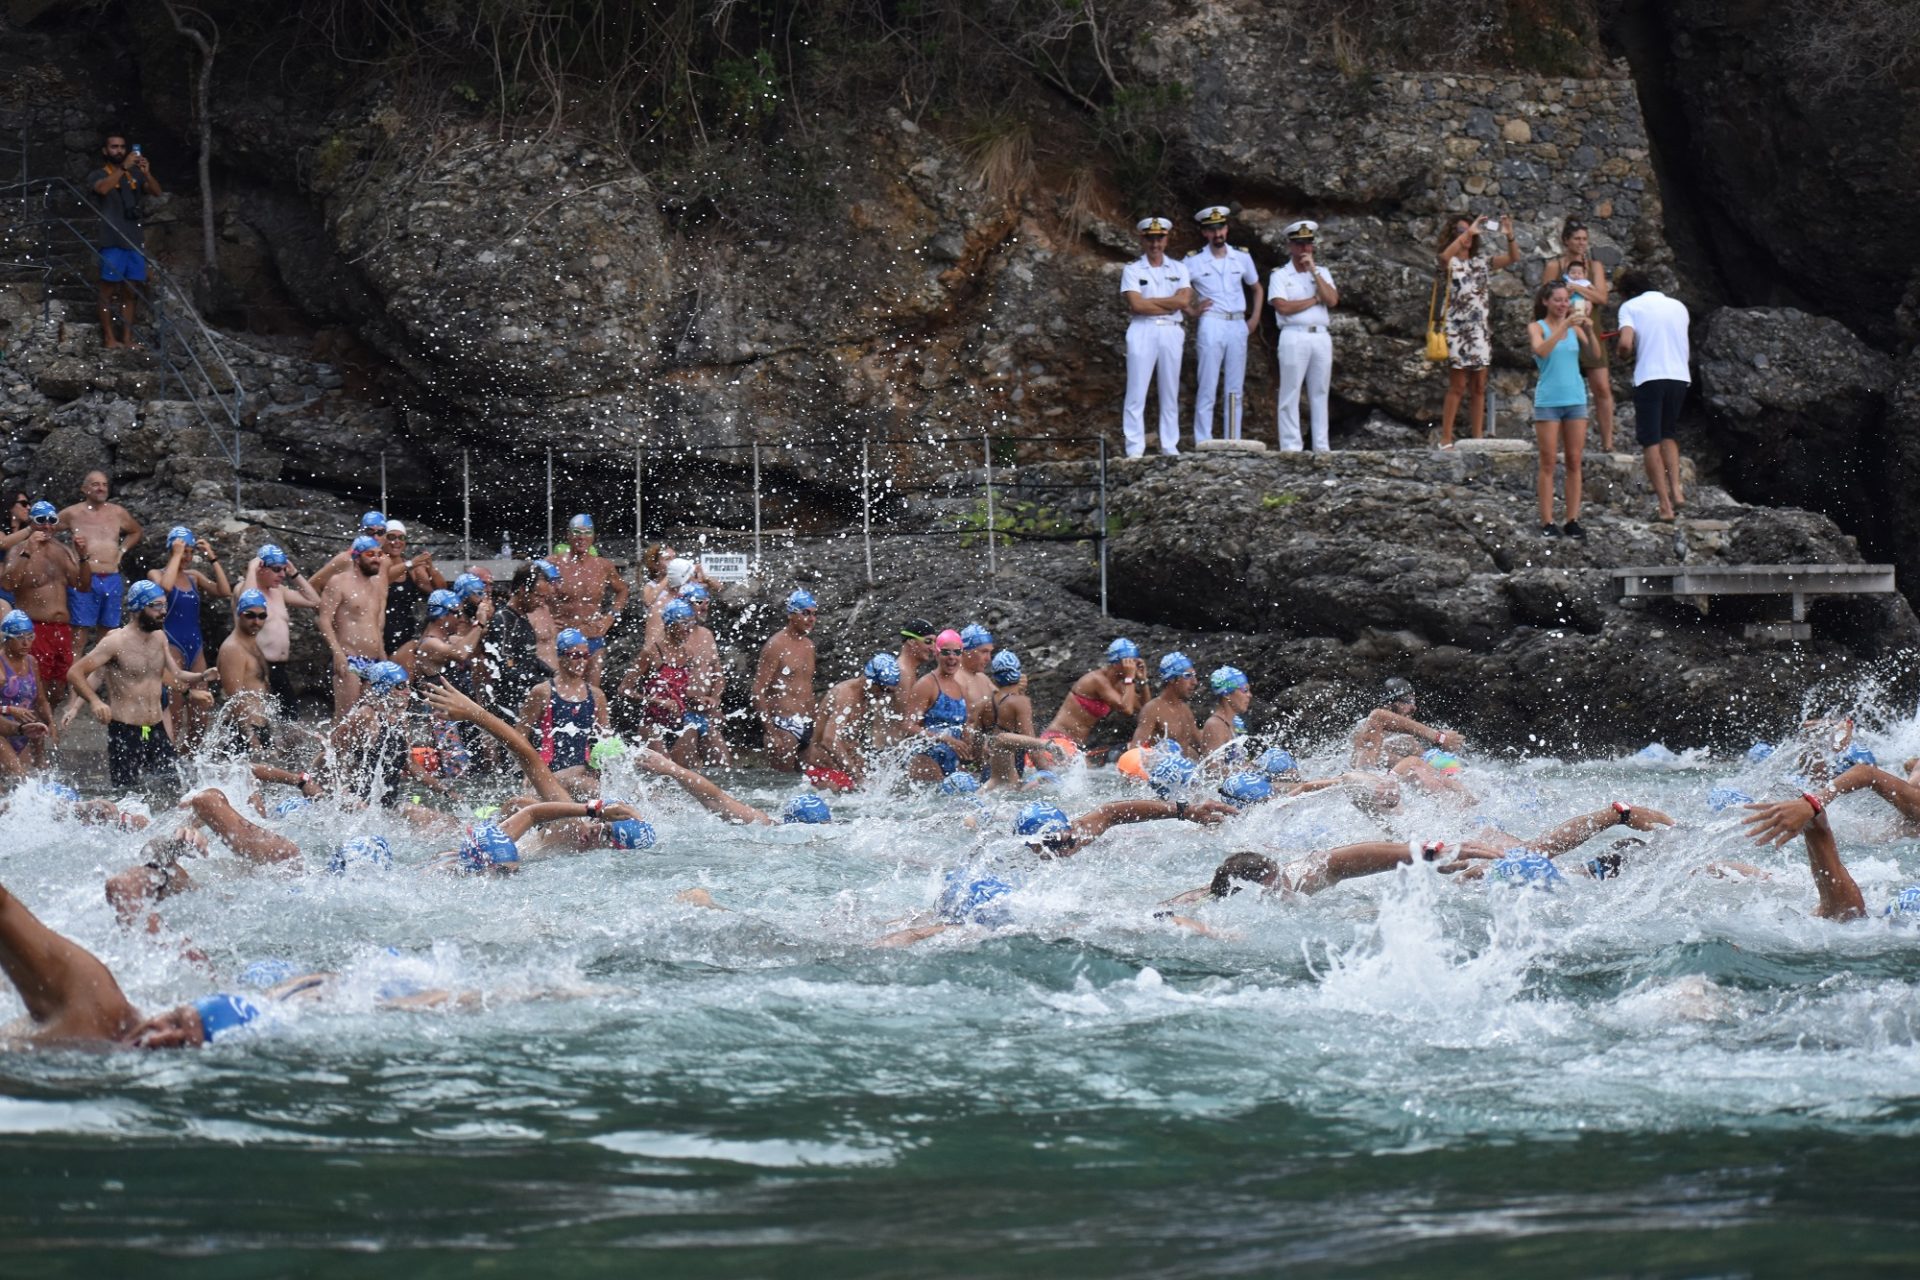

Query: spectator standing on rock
[
  {"left": 3, "top": 502, "right": 88, "bottom": 704},
  {"left": 1526, "top": 282, "right": 1595, "bottom": 539},
  {"left": 1615, "top": 270, "right": 1692, "bottom": 523},
  {"left": 752, "top": 589, "right": 819, "bottom": 771},
  {"left": 56, "top": 470, "right": 143, "bottom": 655},
  {"left": 551, "top": 514, "right": 629, "bottom": 687},
  {"left": 85, "top": 133, "right": 162, "bottom": 350},
  {"left": 1541, "top": 218, "right": 1617, "bottom": 451},
  {"left": 1184, "top": 206, "right": 1263, "bottom": 444},
  {"left": 1437, "top": 212, "right": 1519, "bottom": 447},
  {"left": 1119, "top": 217, "right": 1193, "bottom": 459},
  {"left": 316, "top": 536, "right": 390, "bottom": 717},
  {"left": 1269, "top": 220, "right": 1339, "bottom": 453},
  {"left": 242, "top": 543, "right": 320, "bottom": 707}
]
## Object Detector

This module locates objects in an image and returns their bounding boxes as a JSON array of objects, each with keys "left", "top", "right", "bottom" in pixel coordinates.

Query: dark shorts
[
  {"left": 267, "top": 662, "right": 292, "bottom": 704},
  {"left": 107, "top": 719, "right": 177, "bottom": 789},
  {"left": 68, "top": 572, "right": 123, "bottom": 629},
  {"left": 1633, "top": 379, "right": 1688, "bottom": 448},
  {"left": 99, "top": 247, "right": 147, "bottom": 283}
]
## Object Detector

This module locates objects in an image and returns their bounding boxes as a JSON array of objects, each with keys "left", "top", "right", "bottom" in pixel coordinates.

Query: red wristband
[{"left": 1802, "top": 791, "right": 1824, "bottom": 816}]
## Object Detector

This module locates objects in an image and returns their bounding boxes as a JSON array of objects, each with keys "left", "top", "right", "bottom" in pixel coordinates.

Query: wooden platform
[{"left": 1610, "top": 562, "right": 1897, "bottom": 640}]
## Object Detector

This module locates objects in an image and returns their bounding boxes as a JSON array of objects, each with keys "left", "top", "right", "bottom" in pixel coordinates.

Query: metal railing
[{"left": 0, "top": 170, "right": 248, "bottom": 509}]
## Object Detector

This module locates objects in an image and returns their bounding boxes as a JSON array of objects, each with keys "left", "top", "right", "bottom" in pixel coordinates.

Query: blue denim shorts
[{"left": 1531, "top": 402, "right": 1590, "bottom": 423}]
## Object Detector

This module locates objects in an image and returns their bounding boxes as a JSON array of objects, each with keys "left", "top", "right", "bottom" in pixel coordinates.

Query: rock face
[{"left": 1696, "top": 306, "right": 1894, "bottom": 542}]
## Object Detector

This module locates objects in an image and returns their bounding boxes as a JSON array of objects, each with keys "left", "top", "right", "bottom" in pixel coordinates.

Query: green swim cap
[{"left": 589, "top": 737, "right": 627, "bottom": 771}]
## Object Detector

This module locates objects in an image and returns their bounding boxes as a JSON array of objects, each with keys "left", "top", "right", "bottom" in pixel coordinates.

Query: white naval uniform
[
  {"left": 1120, "top": 254, "right": 1192, "bottom": 457},
  {"left": 1270, "top": 260, "right": 1335, "bottom": 452},
  {"left": 1184, "top": 244, "right": 1259, "bottom": 442}
]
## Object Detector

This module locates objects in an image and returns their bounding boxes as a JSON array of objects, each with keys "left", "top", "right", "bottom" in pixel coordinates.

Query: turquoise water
[{"left": 6, "top": 732, "right": 1920, "bottom": 1275}]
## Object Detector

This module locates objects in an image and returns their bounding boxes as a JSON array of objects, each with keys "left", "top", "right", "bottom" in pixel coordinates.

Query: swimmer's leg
[{"left": 183, "top": 789, "right": 299, "bottom": 864}]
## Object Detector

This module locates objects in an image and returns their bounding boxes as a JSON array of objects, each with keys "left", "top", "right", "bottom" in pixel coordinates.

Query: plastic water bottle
[{"left": 499, "top": 534, "right": 511, "bottom": 559}]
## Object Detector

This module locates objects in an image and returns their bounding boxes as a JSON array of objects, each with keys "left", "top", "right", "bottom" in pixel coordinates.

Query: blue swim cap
[
  {"left": 989, "top": 650, "right": 1023, "bottom": 686},
  {"left": 1218, "top": 771, "right": 1273, "bottom": 805},
  {"left": 36, "top": 779, "right": 80, "bottom": 804},
  {"left": 556, "top": 628, "right": 589, "bottom": 653},
  {"left": 27, "top": 500, "right": 55, "bottom": 522},
  {"left": 257, "top": 543, "right": 289, "bottom": 568},
  {"left": 1105, "top": 637, "right": 1139, "bottom": 663},
  {"left": 458, "top": 823, "right": 520, "bottom": 872},
  {"left": 1148, "top": 751, "right": 1200, "bottom": 799},
  {"left": 936, "top": 869, "right": 1015, "bottom": 928},
  {"left": 194, "top": 992, "right": 263, "bottom": 1043},
  {"left": 1746, "top": 741, "right": 1775, "bottom": 763},
  {"left": 360, "top": 510, "right": 387, "bottom": 530},
  {"left": 786, "top": 588, "right": 818, "bottom": 613},
  {"left": 1025, "top": 769, "right": 1058, "bottom": 788},
  {"left": 271, "top": 796, "right": 312, "bottom": 819},
  {"left": 939, "top": 773, "right": 980, "bottom": 796},
  {"left": 1257, "top": 748, "right": 1300, "bottom": 777},
  {"left": 0, "top": 611, "right": 33, "bottom": 638},
  {"left": 1841, "top": 744, "right": 1878, "bottom": 767},
  {"left": 782, "top": 794, "right": 832, "bottom": 824},
  {"left": 125, "top": 579, "right": 165, "bottom": 611},
  {"left": 1014, "top": 800, "right": 1070, "bottom": 838},
  {"left": 607, "top": 818, "right": 656, "bottom": 850},
  {"left": 1706, "top": 786, "right": 1753, "bottom": 813},
  {"left": 1885, "top": 886, "right": 1920, "bottom": 918},
  {"left": 679, "top": 582, "right": 710, "bottom": 603},
  {"left": 960, "top": 623, "right": 993, "bottom": 651},
  {"left": 531, "top": 558, "right": 560, "bottom": 581},
  {"left": 661, "top": 598, "right": 694, "bottom": 625},
  {"left": 863, "top": 652, "right": 902, "bottom": 688},
  {"left": 1158, "top": 651, "right": 1195, "bottom": 680},
  {"left": 327, "top": 835, "right": 392, "bottom": 875},
  {"left": 426, "top": 589, "right": 461, "bottom": 618},
  {"left": 238, "top": 959, "right": 300, "bottom": 988},
  {"left": 1210, "top": 665, "right": 1249, "bottom": 694},
  {"left": 451, "top": 573, "right": 486, "bottom": 601},
  {"left": 361, "top": 660, "right": 408, "bottom": 692},
  {"left": 166, "top": 525, "right": 195, "bottom": 547},
  {"left": 568, "top": 512, "right": 594, "bottom": 532},
  {"left": 351, "top": 534, "right": 381, "bottom": 556},
  {"left": 1487, "top": 850, "right": 1564, "bottom": 889},
  {"left": 235, "top": 588, "right": 269, "bottom": 613}
]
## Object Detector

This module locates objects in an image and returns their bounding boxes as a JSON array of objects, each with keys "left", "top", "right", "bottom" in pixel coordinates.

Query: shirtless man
[
  {"left": 394, "top": 588, "right": 492, "bottom": 683},
  {"left": 752, "top": 588, "right": 819, "bottom": 771},
  {"left": 550, "top": 514, "right": 630, "bottom": 686},
  {"left": 56, "top": 470, "right": 142, "bottom": 653},
  {"left": 958, "top": 624, "right": 997, "bottom": 702},
  {"left": 1131, "top": 651, "right": 1203, "bottom": 758},
  {"left": 316, "top": 535, "right": 389, "bottom": 717},
  {"left": 2, "top": 501, "right": 89, "bottom": 704},
  {"left": 67, "top": 579, "right": 216, "bottom": 788},
  {"left": 485, "top": 559, "right": 559, "bottom": 718},
  {"left": 242, "top": 543, "right": 321, "bottom": 705},
  {"left": 678, "top": 583, "right": 730, "bottom": 767},
  {"left": 806, "top": 653, "right": 905, "bottom": 787},
  {"left": 1197, "top": 665, "right": 1253, "bottom": 768},
  {"left": 306, "top": 511, "right": 390, "bottom": 590},
  {"left": 1040, "top": 637, "right": 1148, "bottom": 755},
  {"left": 895, "top": 617, "right": 936, "bottom": 716},
  {"left": 215, "top": 588, "right": 273, "bottom": 750}
]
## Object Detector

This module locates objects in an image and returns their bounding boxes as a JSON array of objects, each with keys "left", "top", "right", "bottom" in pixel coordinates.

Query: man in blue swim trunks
[
  {"left": 85, "top": 134, "right": 162, "bottom": 350},
  {"left": 56, "top": 470, "right": 143, "bottom": 656}
]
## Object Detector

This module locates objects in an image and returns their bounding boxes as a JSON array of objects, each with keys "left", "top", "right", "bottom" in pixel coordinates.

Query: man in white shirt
[
  {"left": 1119, "top": 216, "right": 1194, "bottom": 458},
  {"left": 1268, "top": 220, "right": 1339, "bottom": 452},
  {"left": 1615, "top": 270, "right": 1691, "bottom": 521},
  {"left": 1182, "top": 206, "right": 1263, "bottom": 444}
]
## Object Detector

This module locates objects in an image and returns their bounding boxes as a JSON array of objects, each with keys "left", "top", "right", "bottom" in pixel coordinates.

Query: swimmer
[
  {"left": 975, "top": 650, "right": 1037, "bottom": 789},
  {"left": 1743, "top": 762, "right": 1920, "bottom": 845},
  {"left": 1447, "top": 801, "right": 1677, "bottom": 881},
  {"left": 677, "top": 582, "right": 731, "bottom": 767},
  {"left": 1131, "top": 651, "right": 1203, "bottom": 759},
  {"left": 904, "top": 629, "right": 977, "bottom": 782},
  {"left": 1040, "top": 637, "right": 1148, "bottom": 752},
  {"left": 805, "top": 653, "right": 907, "bottom": 788},
  {"left": 148, "top": 525, "right": 230, "bottom": 753},
  {"left": 633, "top": 746, "right": 832, "bottom": 827},
  {"left": 1197, "top": 665, "right": 1252, "bottom": 769},
  {"left": 0, "top": 610, "right": 55, "bottom": 771},
  {"left": 618, "top": 597, "right": 701, "bottom": 761},
  {"left": 958, "top": 623, "right": 997, "bottom": 703},
  {"left": 894, "top": 616, "right": 937, "bottom": 716},
  {"left": 424, "top": 794, "right": 656, "bottom": 875},
  {"left": 215, "top": 588, "right": 274, "bottom": 750},
  {"left": 1009, "top": 793, "right": 1239, "bottom": 861},
  {"left": 104, "top": 788, "right": 303, "bottom": 925},
  {"left": 1351, "top": 677, "right": 1463, "bottom": 770},
  {"left": 518, "top": 628, "right": 609, "bottom": 772},
  {"left": 752, "top": 588, "right": 819, "bottom": 771}
]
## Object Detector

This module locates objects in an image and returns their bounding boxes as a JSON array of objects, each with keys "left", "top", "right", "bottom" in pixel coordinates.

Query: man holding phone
[{"left": 85, "top": 134, "right": 162, "bottom": 350}]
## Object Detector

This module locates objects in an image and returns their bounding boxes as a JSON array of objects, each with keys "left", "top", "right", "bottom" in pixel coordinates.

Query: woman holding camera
[
  {"left": 1436, "top": 212, "right": 1519, "bottom": 447},
  {"left": 1525, "top": 281, "right": 1595, "bottom": 538},
  {"left": 1540, "top": 218, "right": 1616, "bottom": 450}
]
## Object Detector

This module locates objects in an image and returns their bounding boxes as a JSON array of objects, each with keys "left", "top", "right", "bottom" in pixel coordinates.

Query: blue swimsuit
[{"left": 164, "top": 577, "right": 204, "bottom": 667}]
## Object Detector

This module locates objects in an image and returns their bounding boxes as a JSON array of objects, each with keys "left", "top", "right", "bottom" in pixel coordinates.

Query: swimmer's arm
[
  {"left": 1802, "top": 810, "right": 1866, "bottom": 921},
  {"left": 1284, "top": 777, "right": 1344, "bottom": 796},
  {"left": 1157, "top": 912, "right": 1225, "bottom": 938},
  {"left": 422, "top": 679, "right": 569, "bottom": 803},
  {"left": 749, "top": 640, "right": 782, "bottom": 713},
  {"left": 1827, "top": 764, "right": 1920, "bottom": 823},
  {"left": 874, "top": 922, "right": 956, "bottom": 948},
  {"left": 1079, "top": 798, "right": 1239, "bottom": 841},
  {"left": 1161, "top": 886, "right": 1212, "bottom": 907},
  {"left": 633, "top": 748, "right": 770, "bottom": 824},
  {"left": 498, "top": 800, "right": 605, "bottom": 841},
  {"left": 1529, "top": 804, "right": 1673, "bottom": 857},
  {"left": 0, "top": 883, "right": 118, "bottom": 1028},
  {"left": 251, "top": 764, "right": 322, "bottom": 796},
  {"left": 674, "top": 887, "right": 730, "bottom": 911}
]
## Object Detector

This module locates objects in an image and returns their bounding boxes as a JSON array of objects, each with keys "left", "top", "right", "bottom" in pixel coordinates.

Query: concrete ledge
[{"left": 1194, "top": 439, "right": 1270, "bottom": 453}]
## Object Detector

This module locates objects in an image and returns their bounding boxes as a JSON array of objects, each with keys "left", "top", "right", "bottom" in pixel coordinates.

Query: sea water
[{"left": 4, "top": 725, "right": 1920, "bottom": 1276}]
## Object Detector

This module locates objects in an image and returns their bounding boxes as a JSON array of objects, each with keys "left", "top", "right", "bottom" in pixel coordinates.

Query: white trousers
[
  {"left": 1276, "top": 327, "right": 1333, "bottom": 452},
  {"left": 1123, "top": 321, "right": 1185, "bottom": 457},
  {"left": 1192, "top": 313, "right": 1248, "bottom": 442}
]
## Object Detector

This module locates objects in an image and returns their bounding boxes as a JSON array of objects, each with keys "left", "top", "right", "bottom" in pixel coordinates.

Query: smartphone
[
  {"left": 1485, "top": 218, "right": 1500, "bottom": 232},
  {"left": 131, "top": 143, "right": 141, "bottom": 155}
]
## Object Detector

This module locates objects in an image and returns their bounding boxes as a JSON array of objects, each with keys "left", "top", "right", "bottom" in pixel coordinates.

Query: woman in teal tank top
[{"left": 1526, "top": 281, "right": 1596, "bottom": 539}]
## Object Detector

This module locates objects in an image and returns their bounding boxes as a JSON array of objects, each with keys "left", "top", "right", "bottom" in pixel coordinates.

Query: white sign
[{"left": 700, "top": 553, "right": 752, "bottom": 583}]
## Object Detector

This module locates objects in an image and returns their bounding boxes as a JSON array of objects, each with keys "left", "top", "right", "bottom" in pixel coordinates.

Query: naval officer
[
  {"left": 1183, "top": 205, "right": 1263, "bottom": 443},
  {"left": 1120, "top": 216, "right": 1193, "bottom": 458}
]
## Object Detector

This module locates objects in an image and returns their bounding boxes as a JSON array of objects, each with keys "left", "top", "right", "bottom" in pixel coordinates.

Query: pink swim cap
[{"left": 935, "top": 628, "right": 964, "bottom": 650}]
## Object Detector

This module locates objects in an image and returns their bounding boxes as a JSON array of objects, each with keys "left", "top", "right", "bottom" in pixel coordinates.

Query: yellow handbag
[{"left": 1425, "top": 272, "right": 1450, "bottom": 362}]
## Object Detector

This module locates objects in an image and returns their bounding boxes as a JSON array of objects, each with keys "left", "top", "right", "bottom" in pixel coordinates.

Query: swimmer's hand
[
  {"left": 420, "top": 678, "right": 483, "bottom": 721},
  {"left": 674, "top": 887, "right": 728, "bottom": 911},
  {"left": 1452, "top": 839, "right": 1510, "bottom": 862},
  {"left": 1619, "top": 805, "right": 1674, "bottom": 832},
  {"left": 598, "top": 802, "right": 641, "bottom": 822},
  {"left": 1433, "top": 729, "right": 1464, "bottom": 750},
  {"left": 1184, "top": 799, "right": 1240, "bottom": 826},
  {"left": 1741, "top": 798, "right": 1816, "bottom": 847}
]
